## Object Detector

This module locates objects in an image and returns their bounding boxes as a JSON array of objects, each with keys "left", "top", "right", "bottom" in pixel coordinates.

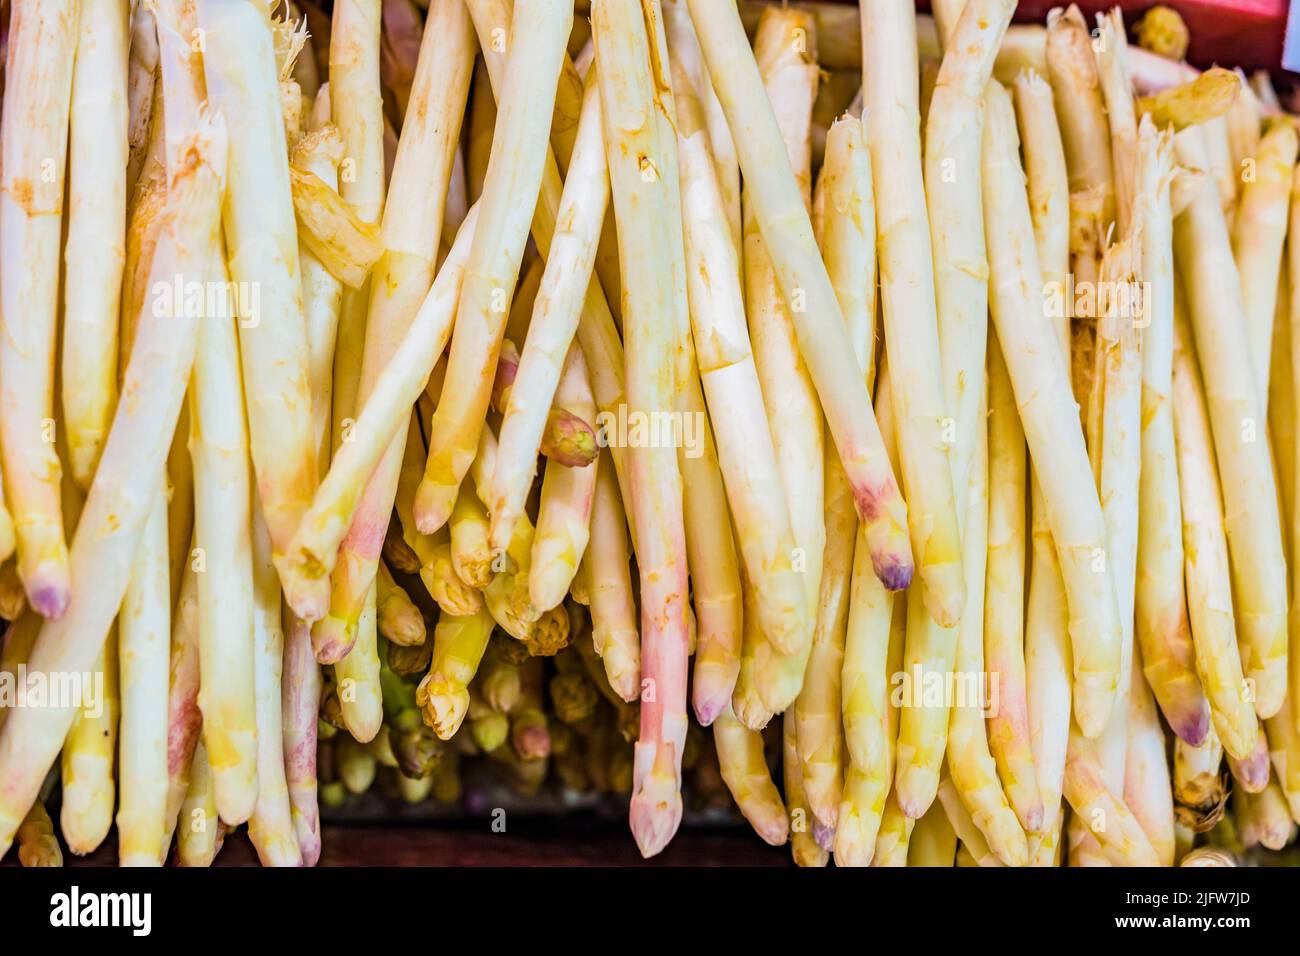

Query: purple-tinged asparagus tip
[
  {"left": 692, "top": 694, "right": 727, "bottom": 728},
  {"left": 1166, "top": 702, "right": 1212, "bottom": 747},
  {"left": 812, "top": 820, "right": 836, "bottom": 852},
  {"left": 872, "top": 553, "right": 913, "bottom": 591},
  {"left": 26, "top": 564, "right": 70, "bottom": 619}
]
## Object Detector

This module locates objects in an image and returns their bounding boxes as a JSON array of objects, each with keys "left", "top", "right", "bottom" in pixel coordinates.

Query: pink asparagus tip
[
  {"left": 812, "top": 820, "right": 835, "bottom": 852},
  {"left": 872, "top": 552, "right": 913, "bottom": 591},
  {"left": 311, "top": 615, "right": 358, "bottom": 665},
  {"left": 1232, "top": 748, "right": 1271, "bottom": 793},
  {"left": 691, "top": 690, "right": 729, "bottom": 728},
  {"left": 629, "top": 785, "right": 684, "bottom": 859},
  {"left": 26, "top": 568, "right": 70, "bottom": 620},
  {"left": 284, "top": 574, "right": 330, "bottom": 627},
  {"left": 412, "top": 477, "right": 454, "bottom": 535},
  {"left": 513, "top": 724, "right": 551, "bottom": 761},
  {"left": 540, "top": 408, "right": 598, "bottom": 468}
]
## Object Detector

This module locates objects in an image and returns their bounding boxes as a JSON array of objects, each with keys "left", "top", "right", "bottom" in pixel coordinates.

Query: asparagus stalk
[
  {"left": 62, "top": 0, "right": 129, "bottom": 491},
  {"left": 115, "top": 493, "right": 170, "bottom": 866},
  {"left": 1232, "top": 120, "right": 1297, "bottom": 407},
  {"left": 162, "top": 565, "right": 201, "bottom": 848},
  {"left": 1123, "top": 647, "right": 1178, "bottom": 866},
  {"left": 712, "top": 703, "right": 788, "bottom": 846},
  {"left": 415, "top": 0, "right": 570, "bottom": 534},
  {"left": 61, "top": 637, "right": 119, "bottom": 855},
  {"left": 281, "top": 608, "right": 322, "bottom": 866},
  {"left": 198, "top": 0, "right": 317, "bottom": 566},
  {"left": 0, "top": 116, "right": 225, "bottom": 855},
  {"left": 1173, "top": 124, "right": 1288, "bottom": 720},
  {"left": 981, "top": 79, "right": 1122, "bottom": 740},
  {"left": 529, "top": 347, "right": 598, "bottom": 612},
  {"left": 490, "top": 70, "right": 607, "bottom": 553},
  {"left": 1170, "top": 297, "right": 1261, "bottom": 760},
  {"left": 587, "top": 450, "right": 640, "bottom": 704},
  {"left": 784, "top": 709, "right": 828, "bottom": 866},
  {"left": 0, "top": 0, "right": 80, "bottom": 618},
  {"left": 175, "top": 738, "right": 223, "bottom": 867},
  {"left": 247, "top": 501, "right": 301, "bottom": 867},
  {"left": 1133, "top": 117, "right": 1210, "bottom": 745},
  {"left": 668, "top": 41, "right": 808, "bottom": 681},
  {"left": 690, "top": 0, "right": 915, "bottom": 594},
  {"left": 316, "top": 0, "right": 475, "bottom": 649}
]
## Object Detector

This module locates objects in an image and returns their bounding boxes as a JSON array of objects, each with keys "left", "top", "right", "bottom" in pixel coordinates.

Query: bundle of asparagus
[{"left": 0, "top": 0, "right": 1298, "bottom": 869}]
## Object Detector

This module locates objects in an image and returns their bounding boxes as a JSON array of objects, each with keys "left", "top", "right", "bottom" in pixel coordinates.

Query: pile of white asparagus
[{"left": 0, "top": 0, "right": 1298, "bottom": 868}]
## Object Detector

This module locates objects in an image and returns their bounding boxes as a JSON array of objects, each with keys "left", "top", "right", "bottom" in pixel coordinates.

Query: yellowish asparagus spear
[
  {"left": 333, "top": 583, "right": 382, "bottom": 744},
  {"left": 0, "top": 116, "right": 226, "bottom": 856},
  {"left": 63, "top": 0, "right": 129, "bottom": 491},
  {"left": 415, "top": 0, "right": 571, "bottom": 533},
  {"left": 449, "top": 480, "right": 493, "bottom": 591},
  {"left": 689, "top": 0, "right": 914, "bottom": 594},
  {"left": 0, "top": 0, "right": 80, "bottom": 618},
  {"left": 198, "top": 0, "right": 317, "bottom": 564},
  {"left": 15, "top": 799, "right": 62, "bottom": 868},
  {"left": 713, "top": 703, "right": 788, "bottom": 847},
  {"left": 529, "top": 346, "right": 598, "bottom": 613},
  {"left": 984, "top": 336, "right": 1042, "bottom": 835},
  {"left": 1124, "top": 647, "right": 1177, "bottom": 865},
  {"left": 416, "top": 606, "right": 495, "bottom": 740},
  {"left": 1233, "top": 120, "right": 1297, "bottom": 407},
  {"left": 61, "top": 637, "right": 119, "bottom": 855},
  {"left": 176, "top": 738, "right": 224, "bottom": 867},
  {"left": 377, "top": 562, "right": 426, "bottom": 648},
  {"left": 246, "top": 501, "right": 301, "bottom": 867},
  {"left": 1062, "top": 727, "right": 1161, "bottom": 866},
  {"left": 1133, "top": 117, "right": 1210, "bottom": 745},
  {"left": 907, "top": 800, "right": 957, "bottom": 866},
  {"left": 982, "top": 79, "right": 1121, "bottom": 741},
  {"left": 1173, "top": 124, "right": 1288, "bottom": 720},
  {"left": 1170, "top": 296, "right": 1260, "bottom": 760}
]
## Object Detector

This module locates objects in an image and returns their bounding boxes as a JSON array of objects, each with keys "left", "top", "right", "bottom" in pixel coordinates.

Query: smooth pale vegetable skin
[
  {"left": 63, "top": 0, "right": 129, "bottom": 492},
  {"left": 323, "top": 0, "right": 475, "bottom": 655},
  {"left": 0, "top": 118, "right": 225, "bottom": 857},
  {"left": 1124, "top": 648, "right": 1177, "bottom": 866},
  {"left": 587, "top": 450, "right": 640, "bottom": 704},
  {"left": 1173, "top": 126, "right": 1288, "bottom": 720},
  {"left": 745, "top": 6, "right": 825, "bottom": 655},
  {"left": 860, "top": 0, "right": 966, "bottom": 625},
  {"left": 690, "top": 0, "right": 915, "bottom": 597},
  {"left": 924, "top": 0, "right": 1014, "bottom": 514},
  {"left": 1292, "top": 168, "right": 1300, "bottom": 713},
  {"left": 1013, "top": 69, "right": 1069, "bottom": 290},
  {"left": 784, "top": 710, "right": 828, "bottom": 866},
  {"left": 0, "top": 0, "right": 79, "bottom": 619},
  {"left": 247, "top": 503, "right": 301, "bottom": 867},
  {"left": 1225, "top": 71, "right": 1260, "bottom": 189},
  {"left": 416, "top": 0, "right": 571, "bottom": 535},
  {"left": 908, "top": 800, "right": 958, "bottom": 866},
  {"left": 61, "top": 639, "right": 119, "bottom": 855},
  {"left": 1265, "top": 698, "right": 1300, "bottom": 820},
  {"left": 530, "top": 347, "right": 599, "bottom": 613},
  {"left": 981, "top": 80, "right": 1121, "bottom": 741},
  {"left": 936, "top": 771, "right": 1002, "bottom": 867},
  {"left": 199, "top": 0, "right": 318, "bottom": 569},
  {"left": 116, "top": 495, "right": 170, "bottom": 866},
  {"left": 984, "top": 338, "right": 1041, "bottom": 835},
  {"left": 713, "top": 703, "right": 788, "bottom": 846},
  {"left": 191, "top": 255, "right": 258, "bottom": 828},
  {"left": 281, "top": 609, "right": 322, "bottom": 866},
  {"left": 1133, "top": 118, "right": 1210, "bottom": 747},
  {"left": 1063, "top": 728, "right": 1161, "bottom": 866},
  {"left": 1232, "top": 121, "right": 1297, "bottom": 407},
  {"left": 669, "top": 39, "right": 809, "bottom": 671},
  {"left": 177, "top": 739, "right": 223, "bottom": 867},
  {"left": 944, "top": 379, "right": 1027, "bottom": 865},
  {"left": 162, "top": 566, "right": 201, "bottom": 850},
  {"left": 1170, "top": 300, "right": 1260, "bottom": 761},
  {"left": 871, "top": 793, "right": 915, "bottom": 866},
  {"left": 282, "top": 205, "right": 480, "bottom": 629},
  {"left": 491, "top": 71, "right": 608, "bottom": 555},
  {"left": 594, "top": 0, "right": 691, "bottom": 860}
]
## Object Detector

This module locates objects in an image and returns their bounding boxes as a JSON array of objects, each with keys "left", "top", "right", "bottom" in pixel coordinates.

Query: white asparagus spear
[
  {"left": 688, "top": 0, "right": 915, "bottom": 596},
  {"left": 490, "top": 69, "right": 607, "bottom": 553},
  {"left": 0, "top": 117, "right": 226, "bottom": 856},
  {"left": 63, "top": 0, "right": 129, "bottom": 491},
  {"left": 1173, "top": 124, "right": 1288, "bottom": 720},
  {"left": 593, "top": 0, "right": 690, "bottom": 860},
  {"left": 0, "top": 0, "right": 80, "bottom": 618},
  {"left": 315, "top": 0, "right": 475, "bottom": 646},
  {"left": 981, "top": 80, "right": 1121, "bottom": 740},
  {"left": 198, "top": 0, "right": 316, "bottom": 563},
  {"left": 414, "top": 0, "right": 571, "bottom": 533}
]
